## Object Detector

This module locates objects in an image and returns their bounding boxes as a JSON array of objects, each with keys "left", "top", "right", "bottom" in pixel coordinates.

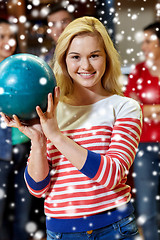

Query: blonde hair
[{"left": 53, "top": 16, "right": 123, "bottom": 100}]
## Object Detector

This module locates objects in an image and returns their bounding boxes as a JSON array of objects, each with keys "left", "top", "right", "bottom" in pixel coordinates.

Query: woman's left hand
[{"left": 36, "top": 86, "right": 61, "bottom": 141}]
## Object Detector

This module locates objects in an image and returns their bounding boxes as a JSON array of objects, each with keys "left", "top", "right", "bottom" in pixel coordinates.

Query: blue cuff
[
  {"left": 80, "top": 150, "right": 101, "bottom": 178},
  {"left": 25, "top": 166, "right": 50, "bottom": 190}
]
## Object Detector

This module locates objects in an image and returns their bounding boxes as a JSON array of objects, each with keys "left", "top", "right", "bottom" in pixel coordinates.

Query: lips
[{"left": 78, "top": 72, "right": 96, "bottom": 78}]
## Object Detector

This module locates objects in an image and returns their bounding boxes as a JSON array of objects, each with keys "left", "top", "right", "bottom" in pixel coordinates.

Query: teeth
[{"left": 80, "top": 73, "right": 92, "bottom": 76}]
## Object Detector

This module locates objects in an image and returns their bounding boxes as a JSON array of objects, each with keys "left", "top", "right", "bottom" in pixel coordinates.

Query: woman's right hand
[{"left": 0, "top": 113, "right": 45, "bottom": 142}]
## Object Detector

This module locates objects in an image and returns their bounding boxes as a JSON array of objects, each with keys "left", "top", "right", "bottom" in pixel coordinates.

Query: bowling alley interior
[
  {"left": 0, "top": 0, "right": 158, "bottom": 66},
  {"left": 0, "top": 0, "right": 160, "bottom": 240}
]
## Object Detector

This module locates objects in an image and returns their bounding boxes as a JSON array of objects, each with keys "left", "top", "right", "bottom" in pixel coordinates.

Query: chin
[{"left": 4, "top": 52, "right": 14, "bottom": 58}]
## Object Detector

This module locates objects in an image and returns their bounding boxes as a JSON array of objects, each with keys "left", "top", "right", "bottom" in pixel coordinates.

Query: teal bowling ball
[{"left": 0, "top": 53, "right": 56, "bottom": 120}]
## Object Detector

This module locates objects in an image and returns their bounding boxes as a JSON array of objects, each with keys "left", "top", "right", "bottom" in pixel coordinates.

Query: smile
[{"left": 78, "top": 72, "right": 96, "bottom": 77}]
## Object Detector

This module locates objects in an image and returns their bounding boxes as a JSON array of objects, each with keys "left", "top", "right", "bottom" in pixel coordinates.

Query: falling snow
[{"left": 0, "top": 0, "right": 160, "bottom": 239}]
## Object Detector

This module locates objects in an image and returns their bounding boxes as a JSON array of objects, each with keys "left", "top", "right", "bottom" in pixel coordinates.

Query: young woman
[
  {"left": 124, "top": 22, "right": 160, "bottom": 240},
  {"left": 1, "top": 16, "right": 142, "bottom": 240}
]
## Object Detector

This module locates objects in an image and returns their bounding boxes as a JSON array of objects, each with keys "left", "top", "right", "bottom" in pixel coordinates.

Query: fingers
[
  {"left": 47, "top": 93, "right": 54, "bottom": 112},
  {"left": 12, "top": 114, "right": 22, "bottom": 127},
  {"left": 0, "top": 112, "right": 11, "bottom": 125},
  {"left": 0, "top": 112, "right": 17, "bottom": 128},
  {"left": 54, "top": 86, "right": 60, "bottom": 101},
  {"left": 12, "top": 114, "right": 26, "bottom": 133},
  {"left": 36, "top": 86, "right": 60, "bottom": 120},
  {"left": 53, "top": 86, "right": 60, "bottom": 109},
  {"left": 0, "top": 112, "right": 24, "bottom": 131},
  {"left": 36, "top": 106, "right": 45, "bottom": 119},
  {"left": 46, "top": 86, "right": 60, "bottom": 113}
]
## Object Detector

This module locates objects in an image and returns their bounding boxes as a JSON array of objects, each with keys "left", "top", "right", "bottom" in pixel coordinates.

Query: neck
[
  {"left": 153, "top": 58, "right": 160, "bottom": 67},
  {"left": 146, "top": 57, "right": 160, "bottom": 77},
  {"left": 64, "top": 85, "right": 111, "bottom": 106},
  {"left": 146, "top": 55, "right": 160, "bottom": 67}
]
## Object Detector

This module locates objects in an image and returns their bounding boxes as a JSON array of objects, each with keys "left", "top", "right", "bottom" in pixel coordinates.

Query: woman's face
[
  {"left": 65, "top": 34, "right": 106, "bottom": 91},
  {"left": 141, "top": 30, "right": 160, "bottom": 62},
  {"left": 0, "top": 23, "right": 17, "bottom": 62}
]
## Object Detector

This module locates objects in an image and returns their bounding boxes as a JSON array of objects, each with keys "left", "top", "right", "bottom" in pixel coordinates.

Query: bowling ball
[{"left": 0, "top": 53, "right": 56, "bottom": 120}]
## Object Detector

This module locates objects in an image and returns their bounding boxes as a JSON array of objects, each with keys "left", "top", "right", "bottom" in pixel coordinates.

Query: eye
[
  {"left": 61, "top": 19, "right": 70, "bottom": 25},
  {"left": 48, "top": 22, "right": 56, "bottom": 28},
  {"left": 0, "top": 34, "right": 4, "bottom": 40},
  {"left": 90, "top": 54, "right": 99, "bottom": 58},
  {"left": 72, "top": 55, "right": 80, "bottom": 60}
]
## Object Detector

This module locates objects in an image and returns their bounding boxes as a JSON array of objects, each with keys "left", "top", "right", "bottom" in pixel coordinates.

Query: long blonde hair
[{"left": 53, "top": 16, "right": 123, "bottom": 100}]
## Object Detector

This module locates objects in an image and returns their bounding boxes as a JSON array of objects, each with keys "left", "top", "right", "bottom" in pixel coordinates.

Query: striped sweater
[{"left": 25, "top": 95, "right": 142, "bottom": 232}]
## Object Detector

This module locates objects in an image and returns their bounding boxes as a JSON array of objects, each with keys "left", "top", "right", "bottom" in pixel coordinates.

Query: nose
[
  {"left": 141, "top": 42, "right": 145, "bottom": 52},
  {"left": 80, "top": 58, "right": 91, "bottom": 70},
  {"left": 141, "top": 41, "right": 148, "bottom": 53},
  {"left": 2, "top": 36, "right": 8, "bottom": 44}
]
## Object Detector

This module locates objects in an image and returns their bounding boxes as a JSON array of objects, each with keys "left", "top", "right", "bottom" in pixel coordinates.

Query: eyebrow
[
  {"left": 68, "top": 50, "right": 101, "bottom": 55},
  {"left": 50, "top": 18, "right": 71, "bottom": 23}
]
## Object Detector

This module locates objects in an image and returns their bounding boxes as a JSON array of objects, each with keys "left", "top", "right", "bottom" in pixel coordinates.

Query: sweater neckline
[{"left": 61, "top": 94, "right": 116, "bottom": 108}]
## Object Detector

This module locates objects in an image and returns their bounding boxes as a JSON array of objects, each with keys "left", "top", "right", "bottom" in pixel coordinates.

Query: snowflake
[
  {"left": 0, "top": 188, "right": 5, "bottom": 199},
  {"left": 25, "top": 221, "right": 38, "bottom": 233},
  {"left": 33, "top": 230, "right": 45, "bottom": 239},
  {"left": 113, "top": 134, "right": 121, "bottom": 141},
  {"left": 39, "top": 77, "right": 47, "bottom": 85},
  {"left": 137, "top": 150, "right": 144, "bottom": 157},
  {"left": 137, "top": 215, "right": 147, "bottom": 226},
  {"left": 67, "top": 4, "right": 75, "bottom": 13}
]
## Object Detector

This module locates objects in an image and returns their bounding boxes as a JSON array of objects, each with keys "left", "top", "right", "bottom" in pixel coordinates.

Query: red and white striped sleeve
[{"left": 80, "top": 98, "right": 142, "bottom": 190}]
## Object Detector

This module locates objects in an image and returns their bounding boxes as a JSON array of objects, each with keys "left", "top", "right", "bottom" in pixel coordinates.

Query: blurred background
[
  {"left": 0, "top": 0, "right": 159, "bottom": 66},
  {"left": 0, "top": 0, "right": 159, "bottom": 239}
]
